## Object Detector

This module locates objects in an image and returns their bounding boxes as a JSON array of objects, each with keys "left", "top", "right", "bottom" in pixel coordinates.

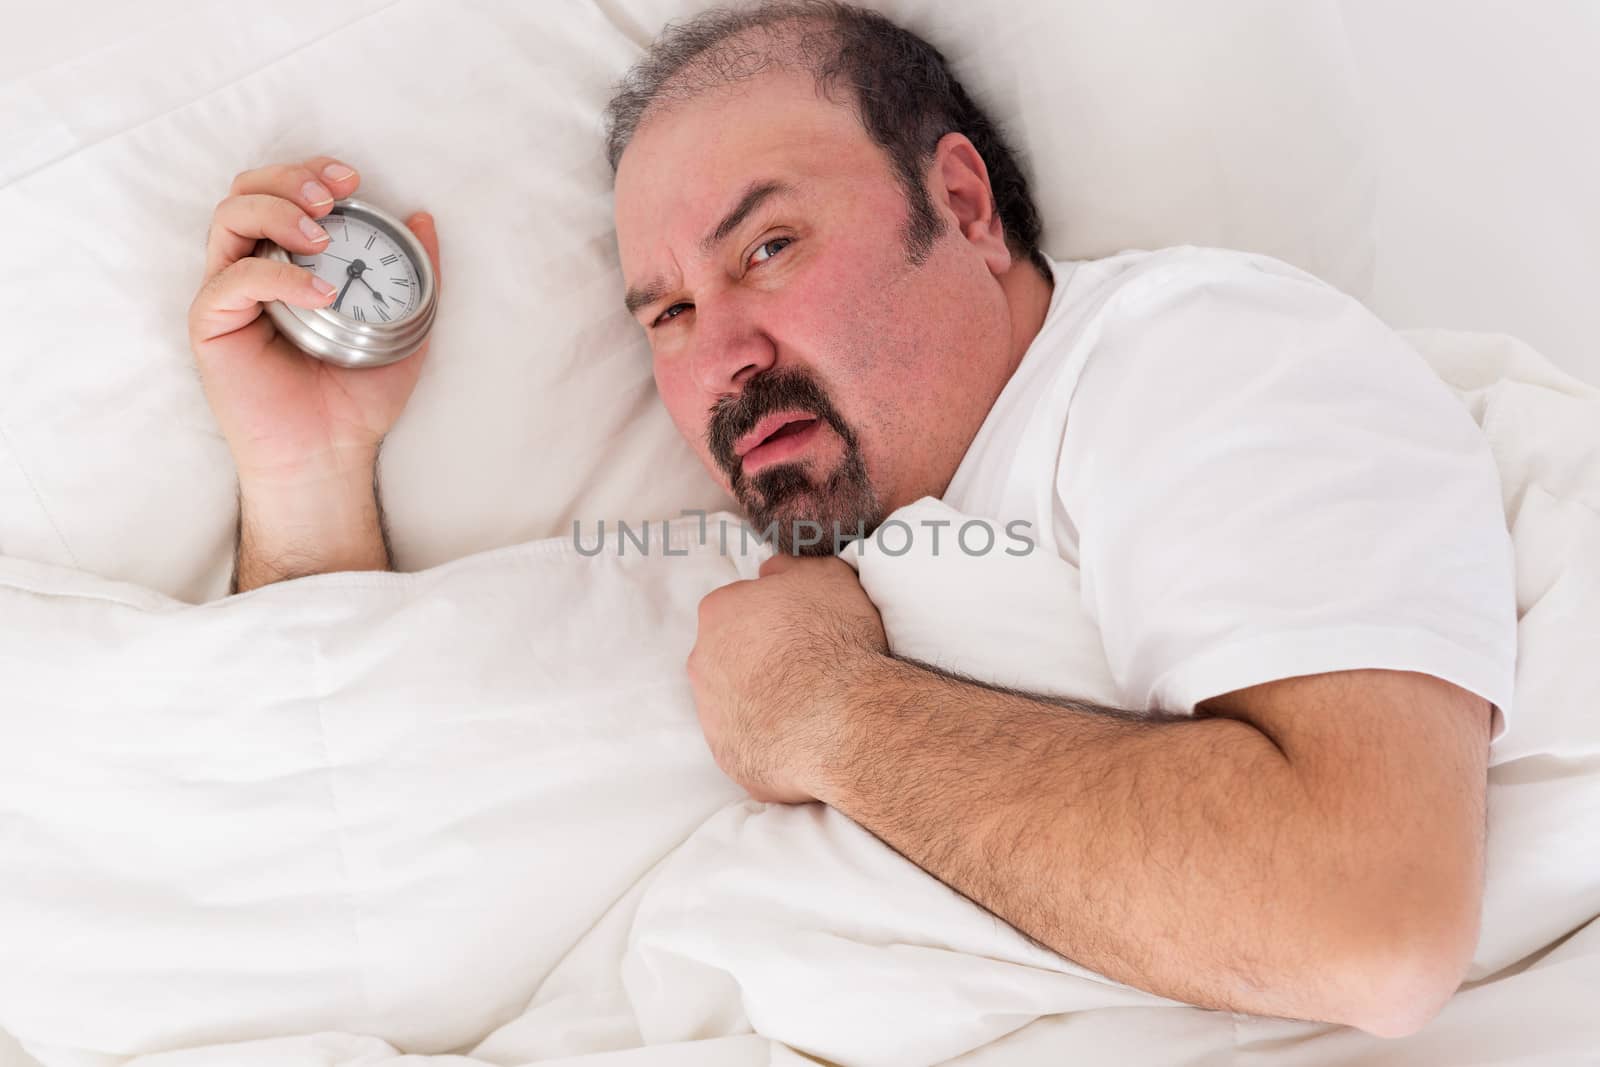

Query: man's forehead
[{"left": 613, "top": 69, "right": 876, "bottom": 270}]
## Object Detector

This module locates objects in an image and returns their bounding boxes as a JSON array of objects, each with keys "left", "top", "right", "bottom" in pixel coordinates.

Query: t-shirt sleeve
[{"left": 1056, "top": 252, "right": 1518, "bottom": 739}]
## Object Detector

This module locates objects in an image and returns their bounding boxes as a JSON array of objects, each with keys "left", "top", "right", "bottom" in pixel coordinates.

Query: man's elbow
[
  {"left": 1325, "top": 896, "right": 1481, "bottom": 1039},
  {"left": 1339, "top": 945, "right": 1467, "bottom": 1038}
]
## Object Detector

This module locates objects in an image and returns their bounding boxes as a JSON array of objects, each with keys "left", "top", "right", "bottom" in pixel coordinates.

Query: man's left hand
[{"left": 687, "top": 553, "right": 889, "bottom": 805}]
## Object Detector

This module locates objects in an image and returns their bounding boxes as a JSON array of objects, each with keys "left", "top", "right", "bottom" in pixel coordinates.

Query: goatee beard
[{"left": 706, "top": 367, "right": 885, "bottom": 555}]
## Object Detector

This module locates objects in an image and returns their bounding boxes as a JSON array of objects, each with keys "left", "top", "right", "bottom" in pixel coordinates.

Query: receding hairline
[
  {"left": 607, "top": 7, "right": 854, "bottom": 173},
  {"left": 607, "top": 0, "right": 1049, "bottom": 278}
]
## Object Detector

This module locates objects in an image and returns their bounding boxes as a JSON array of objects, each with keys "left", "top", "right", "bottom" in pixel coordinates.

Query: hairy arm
[
  {"left": 230, "top": 451, "right": 395, "bottom": 594},
  {"left": 812, "top": 658, "right": 1491, "bottom": 1037}
]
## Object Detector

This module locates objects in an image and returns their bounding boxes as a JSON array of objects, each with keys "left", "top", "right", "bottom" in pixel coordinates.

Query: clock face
[{"left": 293, "top": 212, "right": 421, "bottom": 325}]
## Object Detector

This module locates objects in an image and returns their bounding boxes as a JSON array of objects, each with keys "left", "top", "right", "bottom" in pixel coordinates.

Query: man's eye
[
  {"left": 653, "top": 303, "right": 691, "bottom": 327},
  {"left": 749, "top": 236, "right": 793, "bottom": 266}
]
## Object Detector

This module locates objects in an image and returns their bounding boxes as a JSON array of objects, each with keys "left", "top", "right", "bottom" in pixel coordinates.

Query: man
[
  {"left": 187, "top": 0, "right": 1516, "bottom": 1041},
  {"left": 606, "top": 0, "right": 1515, "bottom": 1040}
]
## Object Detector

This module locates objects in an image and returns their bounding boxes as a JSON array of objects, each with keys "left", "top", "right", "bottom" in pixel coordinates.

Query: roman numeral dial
[{"left": 293, "top": 210, "right": 422, "bottom": 323}]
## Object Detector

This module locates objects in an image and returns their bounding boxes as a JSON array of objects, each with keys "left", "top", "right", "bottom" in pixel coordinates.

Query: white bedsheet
[{"left": 2, "top": 326, "right": 1597, "bottom": 1066}]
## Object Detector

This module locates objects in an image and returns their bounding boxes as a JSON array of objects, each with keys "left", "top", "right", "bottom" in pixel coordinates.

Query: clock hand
[
  {"left": 355, "top": 273, "right": 390, "bottom": 304},
  {"left": 335, "top": 260, "right": 393, "bottom": 317},
  {"left": 332, "top": 276, "right": 357, "bottom": 313},
  {"left": 333, "top": 260, "right": 363, "bottom": 313},
  {"left": 345, "top": 259, "right": 393, "bottom": 307}
]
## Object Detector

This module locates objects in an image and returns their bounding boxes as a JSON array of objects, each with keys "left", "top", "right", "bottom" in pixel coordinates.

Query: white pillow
[
  {"left": 0, "top": 0, "right": 1372, "bottom": 603},
  {"left": 0, "top": 1029, "right": 36, "bottom": 1067},
  {"left": 0, "top": 515, "right": 748, "bottom": 1062},
  {"left": 611, "top": 0, "right": 1376, "bottom": 294}
]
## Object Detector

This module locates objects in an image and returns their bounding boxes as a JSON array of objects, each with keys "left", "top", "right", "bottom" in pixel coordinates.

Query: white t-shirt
[{"left": 943, "top": 245, "right": 1517, "bottom": 739}]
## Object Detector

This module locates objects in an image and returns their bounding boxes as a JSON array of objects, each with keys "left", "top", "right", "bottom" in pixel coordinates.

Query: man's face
[{"left": 614, "top": 66, "right": 1013, "bottom": 552}]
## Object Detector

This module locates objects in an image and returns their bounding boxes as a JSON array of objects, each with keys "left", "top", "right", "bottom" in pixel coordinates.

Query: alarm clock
[{"left": 255, "top": 197, "right": 437, "bottom": 368}]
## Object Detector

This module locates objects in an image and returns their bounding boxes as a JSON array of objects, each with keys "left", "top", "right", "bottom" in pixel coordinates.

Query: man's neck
[
  {"left": 915, "top": 253, "right": 1057, "bottom": 509},
  {"left": 999, "top": 255, "right": 1055, "bottom": 385}
]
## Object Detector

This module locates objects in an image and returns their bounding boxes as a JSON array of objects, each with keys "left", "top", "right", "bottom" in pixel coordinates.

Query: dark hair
[{"left": 603, "top": 0, "right": 1049, "bottom": 276}]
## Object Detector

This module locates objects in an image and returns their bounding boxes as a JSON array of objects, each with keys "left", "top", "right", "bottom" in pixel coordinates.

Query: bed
[{"left": 3, "top": 2, "right": 1597, "bottom": 1065}]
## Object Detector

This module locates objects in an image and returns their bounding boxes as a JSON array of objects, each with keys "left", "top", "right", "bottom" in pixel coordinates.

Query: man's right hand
[{"left": 188, "top": 156, "right": 443, "bottom": 592}]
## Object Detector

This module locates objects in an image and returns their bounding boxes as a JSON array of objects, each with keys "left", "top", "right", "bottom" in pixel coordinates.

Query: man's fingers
[
  {"left": 228, "top": 156, "right": 360, "bottom": 211},
  {"left": 757, "top": 552, "right": 859, "bottom": 581},
  {"left": 189, "top": 257, "right": 336, "bottom": 345},
  {"left": 205, "top": 194, "right": 333, "bottom": 279},
  {"left": 406, "top": 211, "right": 442, "bottom": 282},
  {"left": 206, "top": 157, "right": 361, "bottom": 280},
  {"left": 758, "top": 552, "right": 801, "bottom": 578}
]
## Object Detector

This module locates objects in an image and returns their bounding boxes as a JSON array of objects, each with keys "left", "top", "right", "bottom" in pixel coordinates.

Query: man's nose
[{"left": 690, "top": 298, "right": 777, "bottom": 395}]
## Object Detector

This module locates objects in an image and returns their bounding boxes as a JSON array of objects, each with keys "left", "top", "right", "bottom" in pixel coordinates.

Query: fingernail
[
  {"left": 299, "top": 216, "right": 329, "bottom": 242},
  {"left": 322, "top": 163, "right": 355, "bottom": 182},
  {"left": 302, "top": 180, "right": 333, "bottom": 206},
  {"left": 310, "top": 275, "right": 337, "bottom": 296}
]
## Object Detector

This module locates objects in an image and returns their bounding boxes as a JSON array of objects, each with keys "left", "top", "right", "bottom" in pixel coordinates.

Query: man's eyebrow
[
  {"left": 623, "top": 179, "right": 795, "bottom": 319},
  {"left": 625, "top": 278, "right": 669, "bottom": 318},
  {"left": 700, "top": 179, "right": 792, "bottom": 255}
]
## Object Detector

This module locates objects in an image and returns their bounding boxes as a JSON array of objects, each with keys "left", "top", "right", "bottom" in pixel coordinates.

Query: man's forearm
[
  {"left": 811, "top": 655, "right": 1446, "bottom": 1033},
  {"left": 231, "top": 455, "right": 394, "bottom": 594}
]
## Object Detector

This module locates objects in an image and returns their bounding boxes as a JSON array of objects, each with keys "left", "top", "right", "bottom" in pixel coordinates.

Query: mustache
[{"left": 705, "top": 368, "right": 858, "bottom": 480}]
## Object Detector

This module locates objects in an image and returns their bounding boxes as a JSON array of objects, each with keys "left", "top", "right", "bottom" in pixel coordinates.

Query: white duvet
[{"left": 2, "top": 326, "right": 1598, "bottom": 1066}]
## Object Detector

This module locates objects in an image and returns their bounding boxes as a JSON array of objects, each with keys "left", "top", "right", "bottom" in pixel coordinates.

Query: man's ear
[{"left": 929, "top": 132, "right": 1012, "bottom": 276}]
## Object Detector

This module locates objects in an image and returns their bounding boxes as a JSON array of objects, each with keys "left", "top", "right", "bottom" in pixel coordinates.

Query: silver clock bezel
[{"left": 255, "top": 197, "right": 438, "bottom": 369}]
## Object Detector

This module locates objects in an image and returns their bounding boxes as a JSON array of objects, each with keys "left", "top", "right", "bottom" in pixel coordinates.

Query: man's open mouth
[
  {"left": 735, "top": 413, "right": 823, "bottom": 475},
  {"left": 735, "top": 413, "right": 819, "bottom": 457}
]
